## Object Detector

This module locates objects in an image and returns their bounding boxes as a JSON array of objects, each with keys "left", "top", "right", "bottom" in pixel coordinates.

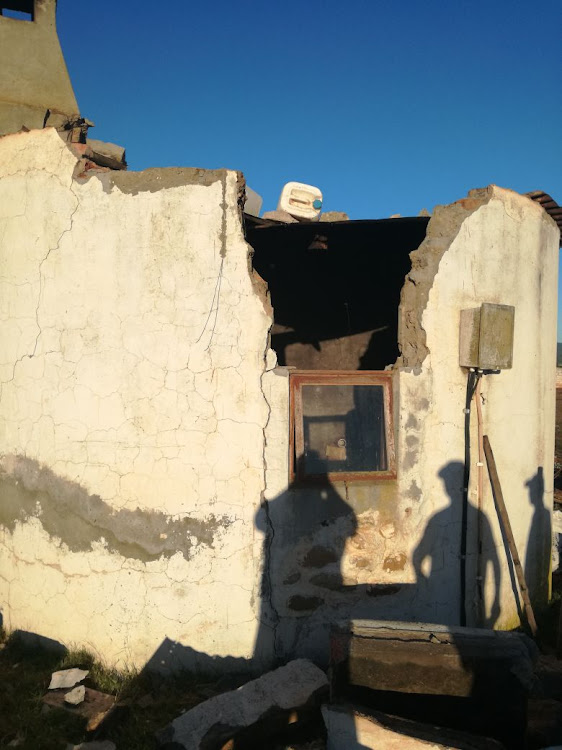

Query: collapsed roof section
[{"left": 246, "top": 215, "right": 429, "bottom": 371}]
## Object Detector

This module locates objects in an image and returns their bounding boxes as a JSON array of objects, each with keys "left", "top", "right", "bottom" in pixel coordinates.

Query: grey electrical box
[{"left": 459, "top": 303, "right": 515, "bottom": 370}]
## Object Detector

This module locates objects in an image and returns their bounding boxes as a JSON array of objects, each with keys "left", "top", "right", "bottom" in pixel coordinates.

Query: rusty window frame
[{"left": 289, "top": 370, "right": 396, "bottom": 483}]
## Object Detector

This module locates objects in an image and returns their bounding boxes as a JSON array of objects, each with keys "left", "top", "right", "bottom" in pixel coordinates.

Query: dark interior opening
[
  {"left": 246, "top": 216, "right": 429, "bottom": 370},
  {"left": 0, "top": 0, "right": 34, "bottom": 20}
]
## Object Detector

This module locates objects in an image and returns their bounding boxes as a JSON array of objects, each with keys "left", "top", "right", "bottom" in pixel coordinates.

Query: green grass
[
  {"left": 57, "top": 647, "right": 137, "bottom": 698},
  {"left": 0, "top": 629, "right": 212, "bottom": 750},
  {"left": 0, "top": 631, "right": 85, "bottom": 749}
]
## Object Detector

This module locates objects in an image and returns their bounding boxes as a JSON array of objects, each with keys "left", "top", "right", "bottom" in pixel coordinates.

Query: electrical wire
[
  {"left": 474, "top": 377, "right": 485, "bottom": 625},
  {"left": 461, "top": 369, "right": 482, "bottom": 626}
]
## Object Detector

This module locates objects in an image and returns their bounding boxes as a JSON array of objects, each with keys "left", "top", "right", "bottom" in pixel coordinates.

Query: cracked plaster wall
[
  {"left": 0, "top": 128, "right": 272, "bottom": 667},
  {"left": 401, "top": 186, "right": 559, "bottom": 629},
  {"left": 0, "top": 130, "right": 558, "bottom": 669},
  {"left": 262, "top": 186, "right": 559, "bottom": 663}
]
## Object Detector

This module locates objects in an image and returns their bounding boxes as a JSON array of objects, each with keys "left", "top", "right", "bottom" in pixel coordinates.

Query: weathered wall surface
[
  {"left": 262, "top": 186, "right": 559, "bottom": 662},
  {"left": 0, "top": 0, "right": 79, "bottom": 135},
  {"left": 0, "top": 129, "right": 557, "bottom": 669},
  {"left": 401, "top": 187, "right": 559, "bottom": 630},
  {"left": 0, "top": 128, "right": 271, "bottom": 668}
]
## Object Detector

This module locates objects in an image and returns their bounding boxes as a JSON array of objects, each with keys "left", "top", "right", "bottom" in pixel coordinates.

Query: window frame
[{"left": 289, "top": 370, "right": 396, "bottom": 483}]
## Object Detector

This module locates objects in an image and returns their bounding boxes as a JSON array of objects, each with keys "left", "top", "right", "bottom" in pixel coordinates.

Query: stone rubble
[
  {"left": 64, "top": 684, "right": 86, "bottom": 706},
  {"left": 156, "top": 659, "right": 328, "bottom": 749},
  {"left": 48, "top": 668, "right": 89, "bottom": 690}
]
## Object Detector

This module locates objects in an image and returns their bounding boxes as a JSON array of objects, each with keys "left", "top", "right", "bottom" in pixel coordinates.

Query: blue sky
[{"left": 56, "top": 0, "right": 561, "bottom": 331}]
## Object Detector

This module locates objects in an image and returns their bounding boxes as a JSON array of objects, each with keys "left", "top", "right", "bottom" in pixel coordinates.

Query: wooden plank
[{"left": 483, "top": 435, "right": 538, "bottom": 636}]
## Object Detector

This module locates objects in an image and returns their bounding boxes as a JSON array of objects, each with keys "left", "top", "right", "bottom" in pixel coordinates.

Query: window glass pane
[{"left": 301, "top": 384, "right": 387, "bottom": 474}]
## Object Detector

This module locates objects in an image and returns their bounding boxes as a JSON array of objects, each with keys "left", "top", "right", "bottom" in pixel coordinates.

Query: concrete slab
[
  {"left": 157, "top": 659, "right": 328, "bottom": 749},
  {"left": 322, "top": 704, "right": 506, "bottom": 750},
  {"left": 330, "top": 620, "right": 538, "bottom": 698}
]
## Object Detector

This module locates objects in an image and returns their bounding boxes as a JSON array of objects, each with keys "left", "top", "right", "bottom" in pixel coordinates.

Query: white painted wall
[
  {"left": 263, "top": 187, "right": 559, "bottom": 661},
  {"left": 404, "top": 187, "right": 559, "bottom": 629},
  {"left": 0, "top": 129, "right": 558, "bottom": 669},
  {"left": 0, "top": 128, "right": 271, "bottom": 668}
]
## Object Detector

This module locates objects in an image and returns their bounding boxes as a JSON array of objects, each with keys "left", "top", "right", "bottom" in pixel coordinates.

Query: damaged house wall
[
  {"left": 247, "top": 217, "right": 429, "bottom": 371},
  {"left": 260, "top": 186, "right": 558, "bottom": 663},
  {"left": 0, "top": 127, "right": 272, "bottom": 668},
  {"left": 398, "top": 188, "right": 558, "bottom": 627},
  {"left": 0, "top": 127, "right": 558, "bottom": 671}
]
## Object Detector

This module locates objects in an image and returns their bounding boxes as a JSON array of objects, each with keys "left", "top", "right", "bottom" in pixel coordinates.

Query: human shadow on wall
[
  {"left": 341, "top": 462, "right": 530, "bottom": 750},
  {"left": 413, "top": 461, "right": 501, "bottom": 628},
  {"left": 253, "top": 452, "right": 359, "bottom": 665},
  {"left": 524, "top": 467, "right": 551, "bottom": 609},
  {"left": 150, "top": 457, "right": 505, "bottom": 675},
  {"left": 140, "top": 454, "right": 362, "bottom": 676},
  {"left": 253, "top": 450, "right": 417, "bottom": 669},
  {"left": 146, "top": 451, "right": 395, "bottom": 671}
]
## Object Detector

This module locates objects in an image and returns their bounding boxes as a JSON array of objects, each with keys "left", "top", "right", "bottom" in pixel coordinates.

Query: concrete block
[
  {"left": 86, "top": 139, "right": 127, "bottom": 170},
  {"left": 330, "top": 620, "right": 538, "bottom": 698},
  {"left": 87, "top": 139, "right": 126, "bottom": 163},
  {"left": 156, "top": 659, "right": 328, "bottom": 749},
  {"left": 319, "top": 211, "right": 349, "bottom": 222}
]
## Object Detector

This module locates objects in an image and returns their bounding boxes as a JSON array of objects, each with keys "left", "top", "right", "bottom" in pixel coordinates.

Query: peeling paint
[
  {"left": 0, "top": 129, "right": 557, "bottom": 669},
  {"left": 0, "top": 456, "right": 229, "bottom": 562},
  {"left": 96, "top": 166, "right": 224, "bottom": 195},
  {"left": 397, "top": 187, "right": 492, "bottom": 368},
  {"left": 0, "top": 129, "right": 273, "bottom": 667},
  {"left": 405, "top": 480, "right": 422, "bottom": 502}
]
